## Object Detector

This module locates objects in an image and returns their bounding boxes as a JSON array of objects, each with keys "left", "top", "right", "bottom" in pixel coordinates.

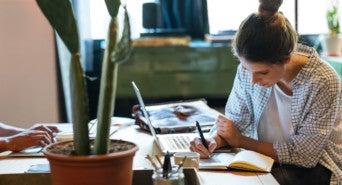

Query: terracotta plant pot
[{"left": 43, "top": 139, "right": 139, "bottom": 185}]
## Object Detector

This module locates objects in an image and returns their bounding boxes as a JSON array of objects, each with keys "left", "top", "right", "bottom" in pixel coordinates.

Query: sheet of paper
[
  {"left": 26, "top": 163, "right": 50, "bottom": 173},
  {"left": 9, "top": 146, "right": 44, "bottom": 157},
  {"left": 199, "top": 153, "right": 235, "bottom": 170}
]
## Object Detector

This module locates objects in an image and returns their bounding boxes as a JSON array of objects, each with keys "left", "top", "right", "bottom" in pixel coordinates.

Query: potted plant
[
  {"left": 35, "top": 0, "right": 138, "bottom": 185},
  {"left": 321, "top": 0, "right": 342, "bottom": 56},
  {"left": 327, "top": 2, "right": 340, "bottom": 36}
]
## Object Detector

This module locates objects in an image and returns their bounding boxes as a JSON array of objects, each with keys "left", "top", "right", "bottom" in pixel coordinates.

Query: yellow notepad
[{"left": 199, "top": 150, "right": 274, "bottom": 172}]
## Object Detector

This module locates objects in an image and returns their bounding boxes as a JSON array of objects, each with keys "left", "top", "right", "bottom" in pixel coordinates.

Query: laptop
[{"left": 131, "top": 81, "right": 207, "bottom": 154}]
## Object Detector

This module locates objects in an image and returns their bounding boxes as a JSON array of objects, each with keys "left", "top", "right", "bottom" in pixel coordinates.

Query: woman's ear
[{"left": 284, "top": 57, "right": 291, "bottom": 64}]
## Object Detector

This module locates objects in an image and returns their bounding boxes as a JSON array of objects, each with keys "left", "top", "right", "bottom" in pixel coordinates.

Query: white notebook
[{"left": 199, "top": 150, "right": 274, "bottom": 172}]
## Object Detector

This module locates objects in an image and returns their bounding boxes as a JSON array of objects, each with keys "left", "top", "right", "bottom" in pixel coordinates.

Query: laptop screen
[{"left": 131, "top": 81, "right": 158, "bottom": 138}]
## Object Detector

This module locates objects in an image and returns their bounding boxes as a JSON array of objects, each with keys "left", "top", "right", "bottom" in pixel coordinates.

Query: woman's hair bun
[{"left": 259, "top": 0, "right": 283, "bottom": 13}]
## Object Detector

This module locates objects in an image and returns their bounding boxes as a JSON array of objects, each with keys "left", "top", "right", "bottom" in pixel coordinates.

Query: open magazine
[
  {"left": 132, "top": 99, "right": 223, "bottom": 134},
  {"left": 199, "top": 150, "right": 274, "bottom": 172}
]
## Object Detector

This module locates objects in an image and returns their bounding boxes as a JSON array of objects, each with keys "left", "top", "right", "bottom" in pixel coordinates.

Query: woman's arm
[
  {"left": 0, "top": 123, "right": 59, "bottom": 152},
  {"left": 215, "top": 115, "right": 279, "bottom": 161},
  {"left": 0, "top": 139, "right": 9, "bottom": 152},
  {"left": 239, "top": 135, "right": 278, "bottom": 161}
]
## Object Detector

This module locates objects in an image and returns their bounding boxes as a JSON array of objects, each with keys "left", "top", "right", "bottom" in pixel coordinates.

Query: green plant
[
  {"left": 327, "top": 4, "right": 340, "bottom": 36},
  {"left": 36, "top": 0, "right": 132, "bottom": 155}
]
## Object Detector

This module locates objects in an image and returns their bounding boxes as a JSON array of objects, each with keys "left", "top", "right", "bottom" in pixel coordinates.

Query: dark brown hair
[{"left": 232, "top": 0, "right": 298, "bottom": 64}]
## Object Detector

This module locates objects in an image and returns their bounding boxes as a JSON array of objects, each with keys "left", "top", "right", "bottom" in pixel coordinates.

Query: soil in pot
[{"left": 47, "top": 139, "right": 136, "bottom": 155}]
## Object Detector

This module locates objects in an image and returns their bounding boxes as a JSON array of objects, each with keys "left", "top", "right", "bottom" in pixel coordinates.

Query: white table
[{"left": 0, "top": 119, "right": 279, "bottom": 185}]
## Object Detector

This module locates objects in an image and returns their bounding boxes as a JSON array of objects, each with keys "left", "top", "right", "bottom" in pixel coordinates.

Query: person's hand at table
[
  {"left": 5, "top": 129, "right": 56, "bottom": 152},
  {"left": 215, "top": 115, "right": 242, "bottom": 148},
  {"left": 28, "top": 124, "right": 60, "bottom": 141},
  {"left": 4, "top": 125, "right": 60, "bottom": 152},
  {"left": 189, "top": 137, "right": 217, "bottom": 158}
]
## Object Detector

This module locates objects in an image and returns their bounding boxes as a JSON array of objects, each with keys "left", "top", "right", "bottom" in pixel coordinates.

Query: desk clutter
[
  {"left": 145, "top": 152, "right": 201, "bottom": 185},
  {"left": 24, "top": 152, "right": 200, "bottom": 185},
  {"left": 0, "top": 122, "right": 280, "bottom": 185}
]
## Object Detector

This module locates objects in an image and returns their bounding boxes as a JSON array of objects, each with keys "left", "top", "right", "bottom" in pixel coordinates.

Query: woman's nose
[{"left": 251, "top": 74, "right": 259, "bottom": 84}]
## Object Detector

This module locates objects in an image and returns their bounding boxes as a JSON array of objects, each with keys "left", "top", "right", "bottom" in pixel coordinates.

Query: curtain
[{"left": 158, "top": 0, "right": 209, "bottom": 39}]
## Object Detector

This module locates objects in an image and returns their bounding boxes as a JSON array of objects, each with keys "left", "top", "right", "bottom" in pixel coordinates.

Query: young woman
[
  {"left": 190, "top": 0, "right": 342, "bottom": 184},
  {"left": 0, "top": 122, "right": 59, "bottom": 152}
]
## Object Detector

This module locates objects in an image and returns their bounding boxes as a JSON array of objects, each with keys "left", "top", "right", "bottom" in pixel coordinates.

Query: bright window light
[{"left": 88, "top": 0, "right": 339, "bottom": 39}]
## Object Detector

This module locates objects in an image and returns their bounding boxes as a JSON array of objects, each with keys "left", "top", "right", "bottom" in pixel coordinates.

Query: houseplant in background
[
  {"left": 35, "top": 0, "right": 137, "bottom": 185},
  {"left": 321, "top": 0, "right": 342, "bottom": 56}
]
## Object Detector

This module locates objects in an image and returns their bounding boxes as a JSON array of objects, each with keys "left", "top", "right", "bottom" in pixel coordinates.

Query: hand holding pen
[
  {"left": 195, "top": 121, "right": 213, "bottom": 158},
  {"left": 196, "top": 121, "right": 209, "bottom": 150}
]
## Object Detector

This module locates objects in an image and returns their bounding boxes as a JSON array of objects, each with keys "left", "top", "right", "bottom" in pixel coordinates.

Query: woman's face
[{"left": 239, "top": 57, "right": 286, "bottom": 88}]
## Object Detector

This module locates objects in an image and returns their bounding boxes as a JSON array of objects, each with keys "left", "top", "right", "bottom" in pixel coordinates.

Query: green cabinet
[
  {"left": 116, "top": 42, "right": 239, "bottom": 99},
  {"left": 86, "top": 41, "right": 239, "bottom": 118}
]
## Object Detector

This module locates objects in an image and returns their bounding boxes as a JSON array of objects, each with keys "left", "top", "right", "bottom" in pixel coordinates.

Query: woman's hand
[
  {"left": 215, "top": 115, "right": 242, "bottom": 148},
  {"left": 189, "top": 137, "right": 217, "bottom": 158}
]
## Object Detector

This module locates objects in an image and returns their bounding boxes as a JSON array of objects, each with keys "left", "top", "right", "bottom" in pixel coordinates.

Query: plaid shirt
[{"left": 219, "top": 44, "right": 342, "bottom": 184}]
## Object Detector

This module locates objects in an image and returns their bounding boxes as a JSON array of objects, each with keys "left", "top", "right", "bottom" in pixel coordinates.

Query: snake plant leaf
[
  {"left": 93, "top": 18, "right": 118, "bottom": 155},
  {"left": 37, "top": 0, "right": 89, "bottom": 155},
  {"left": 70, "top": 54, "right": 90, "bottom": 155},
  {"left": 111, "top": 6, "right": 133, "bottom": 64},
  {"left": 93, "top": 4, "right": 132, "bottom": 155},
  {"left": 105, "top": 0, "right": 121, "bottom": 18},
  {"left": 36, "top": 0, "right": 79, "bottom": 54}
]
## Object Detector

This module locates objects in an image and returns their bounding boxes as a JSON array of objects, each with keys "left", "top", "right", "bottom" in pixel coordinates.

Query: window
[
  {"left": 207, "top": 0, "right": 330, "bottom": 35},
  {"left": 86, "top": 0, "right": 338, "bottom": 39},
  {"left": 89, "top": 0, "right": 143, "bottom": 39}
]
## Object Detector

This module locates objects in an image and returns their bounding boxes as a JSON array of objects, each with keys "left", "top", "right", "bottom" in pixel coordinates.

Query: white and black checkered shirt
[{"left": 221, "top": 44, "right": 342, "bottom": 185}]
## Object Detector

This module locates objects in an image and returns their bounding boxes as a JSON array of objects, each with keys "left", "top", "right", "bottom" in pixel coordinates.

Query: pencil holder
[{"left": 152, "top": 167, "right": 184, "bottom": 185}]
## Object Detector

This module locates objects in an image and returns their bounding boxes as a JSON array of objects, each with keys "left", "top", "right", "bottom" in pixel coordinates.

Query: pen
[
  {"left": 176, "top": 156, "right": 187, "bottom": 173},
  {"left": 155, "top": 154, "right": 163, "bottom": 167},
  {"left": 196, "top": 121, "right": 209, "bottom": 151},
  {"left": 145, "top": 154, "right": 159, "bottom": 170},
  {"left": 162, "top": 151, "right": 172, "bottom": 179}
]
